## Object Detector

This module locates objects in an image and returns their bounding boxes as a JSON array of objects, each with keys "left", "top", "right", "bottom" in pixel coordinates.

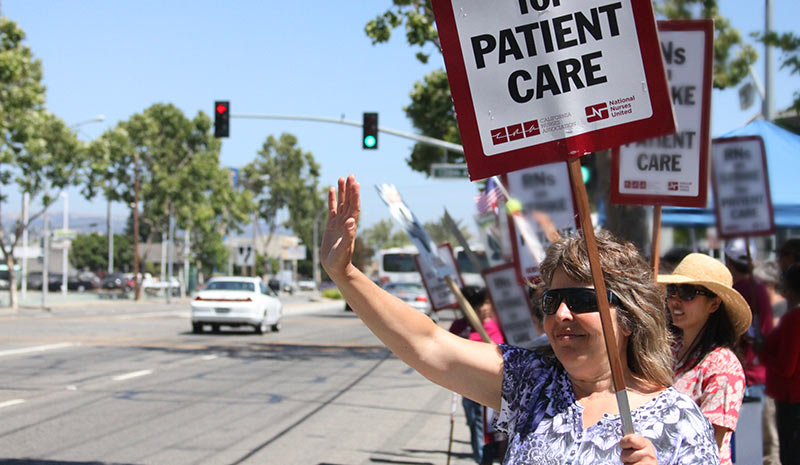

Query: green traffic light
[
  {"left": 364, "top": 135, "right": 376, "bottom": 148},
  {"left": 581, "top": 165, "right": 591, "bottom": 184}
]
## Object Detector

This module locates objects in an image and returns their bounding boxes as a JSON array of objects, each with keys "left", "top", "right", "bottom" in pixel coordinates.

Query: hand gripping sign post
[
  {"left": 710, "top": 136, "right": 775, "bottom": 239},
  {"left": 431, "top": 0, "right": 675, "bottom": 181},
  {"left": 611, "top": 20, "right": 713, "bottom": 276},
  {"left": 376, "top": 184, "right": 491, "bottom": 343}
]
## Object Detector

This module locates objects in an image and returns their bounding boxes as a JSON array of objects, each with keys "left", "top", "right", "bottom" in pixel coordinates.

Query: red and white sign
[
  {"left": 432, "top": 0, "right": 675, "bottom": 180},
  {"left": 612, "top": 20, "right": 712, "bottom": 207},
  {"left": 483, "top": 263, "right": 540, "bottom": 349},
  {"left": 504, "top": 162, "right": 578, "bottom": 282},
  {"left": 710, "top": 136, "right": 775, "bottom": 239},
  {"left": 415, "top": 244, "right": 464, "bottom": 311}
]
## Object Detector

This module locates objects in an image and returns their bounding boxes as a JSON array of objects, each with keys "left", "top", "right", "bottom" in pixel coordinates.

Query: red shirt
[
  {"left": 673, "top": 344, "right": 745, "bottom": 465},
  {"left": 762, "top": 306, "right": 800, "bottom": 403},
  {"left": 469, "top": 318, "right": 505, "bottom": 344},
  {"left": 733, "top": 277, "right": 773, "bottom": 385}
]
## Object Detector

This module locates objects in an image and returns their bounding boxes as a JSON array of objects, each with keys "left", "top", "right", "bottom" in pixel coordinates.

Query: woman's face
[
  {"left": 665, "top": 285, "right": 720, "bottom": 333},
  {"left": 543, "top": 268, "right": 630, "bottom": 381}
]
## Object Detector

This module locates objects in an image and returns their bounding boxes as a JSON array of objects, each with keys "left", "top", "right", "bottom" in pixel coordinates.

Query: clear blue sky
[{"left": 3, "top": 1, "right": 799, "bottom": 237}]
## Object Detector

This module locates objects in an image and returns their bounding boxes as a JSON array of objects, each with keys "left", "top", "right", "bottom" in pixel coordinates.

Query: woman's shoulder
[
  {"left": 636, "top": 387, "right": 715, "bottom": 433},
  {"left": 698, "top": 346, "right": 744, "bottom": 376}
]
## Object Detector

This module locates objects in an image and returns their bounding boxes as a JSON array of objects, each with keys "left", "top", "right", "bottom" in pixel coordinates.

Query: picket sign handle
[
  {"left": 651, "top": 205, "right": 662, "bottom": 279},
  {"left": 444, "top": 275, "right": 493, "bottom": 344},
  {"left": 566, "top": 157, "right": 635, "bottom": 436}
]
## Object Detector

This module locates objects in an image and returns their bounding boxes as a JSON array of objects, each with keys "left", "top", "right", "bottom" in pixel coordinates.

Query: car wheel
[
  {"left": 254, "top": 319, "right": 267, "bottom": 334},
  {"left": 192, "top": 322, "right": 203, "bottom": 334},
  {"left": 211, "top": 324, "right": 220, "bottom": 333},
  {"left": 271, "top": 320, "right": 281, "bottom": 332}
]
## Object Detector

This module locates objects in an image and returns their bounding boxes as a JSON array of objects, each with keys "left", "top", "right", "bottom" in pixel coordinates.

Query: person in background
[
  {"left": 753, "top": 260, "right": 788, "bottom": 327},
  {"left": 450, "top": 285, "right": 505, "bottom": 464},
  {"left": 761, "top": 263, "right": 800, "bottom": 465},
  {"left": 777, "top": 238, "right": 800, "bottom": 274},
  {"left": 321, "top": 175, "right": 718, "bottom": 464},
  {"left": 753, "top": 259, "right": 786, "bottom": 465},
  {"left": 724, "top": 238, "right": 775, "bottom": 462},
  {"left": 658, "top": 253, "right": 750, "bottom": 465}
]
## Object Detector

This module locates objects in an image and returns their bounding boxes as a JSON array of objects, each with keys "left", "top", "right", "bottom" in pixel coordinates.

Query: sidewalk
[{"left": 0, "top": 289, "right": 192, "bottom": 315}]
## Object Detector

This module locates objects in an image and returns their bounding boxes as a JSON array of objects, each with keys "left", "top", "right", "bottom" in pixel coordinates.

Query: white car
[{"left": 191, "top": 277, "right": 282, "bottom": 334}]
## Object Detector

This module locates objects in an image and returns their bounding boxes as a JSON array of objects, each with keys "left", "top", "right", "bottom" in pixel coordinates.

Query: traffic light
[
  {"left": 362, "top": 112, "right": 378, "bottom": 149},
  {"left": 214, "top": 101, "right": 230, "bottom": 138}
]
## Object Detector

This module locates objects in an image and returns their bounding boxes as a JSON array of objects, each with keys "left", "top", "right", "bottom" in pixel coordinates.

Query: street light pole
[{"left": 61, "top": 192, "right": 68, "bottom": 296}]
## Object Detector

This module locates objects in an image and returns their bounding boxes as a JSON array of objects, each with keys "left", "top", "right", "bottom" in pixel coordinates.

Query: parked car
[
  {"left": 191, "top": 277, "right": 282, "bottom": 334},
  {"left": 297, "top": 279, "right": 316, "bottom": 292},
  {"left": 58, "top": 272, "right": 101, "bottom": 292},
  {"left": 26, "top": 272, "right": 59, "bottom": 291},
  {"left": 101, "top": 272, "right": 135, "bottom": 291},
  {"left": 142, "top": 276, "right": 181, "bottom": 295},
  {"left": 383, "top": 282, "right": 436, "bottom": 320}
]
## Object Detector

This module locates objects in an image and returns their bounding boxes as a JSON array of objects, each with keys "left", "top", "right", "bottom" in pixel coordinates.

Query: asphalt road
[{"left": 0, "top": 296, "right": 477, "bottom": 465}]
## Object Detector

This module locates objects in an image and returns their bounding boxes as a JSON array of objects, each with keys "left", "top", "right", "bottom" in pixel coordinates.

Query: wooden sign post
[{"left": 568, "top": 157, "right": 635, "bottom": 435}]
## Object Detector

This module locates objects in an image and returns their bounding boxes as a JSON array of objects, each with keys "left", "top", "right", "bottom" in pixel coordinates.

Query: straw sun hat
[{"left": 657, "top": 253, "right": 752, "bottom": 337}]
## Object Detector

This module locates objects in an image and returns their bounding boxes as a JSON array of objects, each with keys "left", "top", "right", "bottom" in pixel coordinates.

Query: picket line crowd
[{"left": 321, "top": 175, "right": 800, "bottom": 465}]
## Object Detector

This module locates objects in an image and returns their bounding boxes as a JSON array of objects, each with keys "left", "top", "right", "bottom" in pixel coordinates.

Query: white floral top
[{"left": 495, "top": 345, "right": 719, "bottom": 464}]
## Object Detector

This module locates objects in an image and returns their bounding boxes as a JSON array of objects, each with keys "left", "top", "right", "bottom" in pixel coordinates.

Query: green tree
[
  {"left": 760, "top": 31, "right": 800, "bottom": 114},
  {"left": 360, "top": 218, "right": 411, "bottom": 252},
  {"left": 0, "top": 18, "right": 85, "bottom": 309},
  {"left": 70, "top": 233, "right": 132, "bottom": 273},
  {"left": 423, "top": 214, "right": 471, "bottom": 245},
  {"left": 87, "top": 105, "right": 253, "bottom": 289},
  {"left": 241, "top": 133, "right": 324, "bottom": 254}
]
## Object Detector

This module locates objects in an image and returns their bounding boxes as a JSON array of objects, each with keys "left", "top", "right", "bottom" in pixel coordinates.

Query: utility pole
[
  {"left": 763, "top": 0, "right": 775, "bottom": 121},
  {"left": 42, "top": 212, "right": 49, "bottom": 309},
  {"left": 252, "top": 213, "right": 258, "bottom": 277},
  {"left": 107, "top": 189, "right": 114, "bottom": 274},
  {"left": 133, "top": 152, "right": 141, "bottom": 301},
  {"left": 21, "top": 193, "right": 28, "bottom": 300},
  {"left": 167, "top": 203, "right": 175, "bottom": 303}
]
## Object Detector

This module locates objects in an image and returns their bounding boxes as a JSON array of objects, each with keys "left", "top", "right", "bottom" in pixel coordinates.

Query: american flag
[{"left": 475, "top": 177, "right": 504, "bottom": 214}]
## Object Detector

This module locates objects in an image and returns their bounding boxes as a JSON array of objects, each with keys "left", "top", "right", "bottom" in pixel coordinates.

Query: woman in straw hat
[
  {"left": 658, "top": 253, "right": 752, "bottom": 465},
  {"left": 323, "top": 175, "right": 719, "bottom": 464}
]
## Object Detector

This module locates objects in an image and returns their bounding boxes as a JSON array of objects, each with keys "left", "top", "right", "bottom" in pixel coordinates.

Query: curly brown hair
[{"left": 538, "top": 229, "right": 674, "bottom": 388}]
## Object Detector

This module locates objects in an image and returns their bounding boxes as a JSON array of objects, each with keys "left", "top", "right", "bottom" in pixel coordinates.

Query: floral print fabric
[
  {"left": 495, "top": 345, "right": 719, "bottom": 464},
  {"left": 673, "top": 345, "right": 745, "bottom": 465}
]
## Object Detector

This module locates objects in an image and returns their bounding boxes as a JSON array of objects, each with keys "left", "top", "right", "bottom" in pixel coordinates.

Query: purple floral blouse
[{"left": 495, "top": 345, "right": 719, "bottom": 464}]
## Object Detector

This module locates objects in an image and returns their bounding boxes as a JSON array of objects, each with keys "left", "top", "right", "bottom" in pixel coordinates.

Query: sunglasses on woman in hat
[{"left": 657, "top": 253, "right": 751, "bottom": 464}]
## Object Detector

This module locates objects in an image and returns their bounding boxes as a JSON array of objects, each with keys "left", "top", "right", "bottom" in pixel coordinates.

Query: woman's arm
[
  {"left": 712, "top": 425, "right": 730, "bottom": 450},
  {"left": 321, "top": 175, "right": 504, "bottom": 409}
]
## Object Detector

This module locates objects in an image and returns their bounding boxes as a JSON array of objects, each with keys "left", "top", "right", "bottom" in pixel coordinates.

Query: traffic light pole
[{"left": 231, "top": 114, "right": 464, "bottom": 154}]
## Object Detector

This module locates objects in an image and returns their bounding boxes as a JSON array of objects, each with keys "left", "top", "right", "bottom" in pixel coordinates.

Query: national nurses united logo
[
  {"left": 585, "top": 103, "right": 609, "bottom": 122},
  {"left": 491, "top": 120, "right": 540, "bottom": 145}
]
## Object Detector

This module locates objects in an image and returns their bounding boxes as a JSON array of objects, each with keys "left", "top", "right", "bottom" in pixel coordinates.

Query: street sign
[
  {"left": 431, "top": 163, "right": 470, "bottom": 179},
  {"left": 612, "top": 20, "right": 713, "bottom": 208},
  {"left": 431, "top": 0, "right": 675, "bottom": 180},
  {"left": 235, "top": 245, "right": 255, "bottom": 266},
  {"left": 53, "top": 229, "right": 77, "bottom": 240}
]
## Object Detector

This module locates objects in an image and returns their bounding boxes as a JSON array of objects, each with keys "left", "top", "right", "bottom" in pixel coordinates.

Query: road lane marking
[
  {"left": 112, "top": 369, "right": 153, "bottom": 381},
  {"left": 0, "top": 399, "right": 26, "bottom": 409},
  {"left": 200, "top": 354, "right": 218, "bottom": 361},
  {"left": 0, "top": 342, "right": 79, "bottom": 358}
]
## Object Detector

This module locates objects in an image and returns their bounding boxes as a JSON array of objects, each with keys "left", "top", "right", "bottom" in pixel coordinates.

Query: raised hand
[{"left": 320, "top": 175, "right": 360, "bottom": 281}]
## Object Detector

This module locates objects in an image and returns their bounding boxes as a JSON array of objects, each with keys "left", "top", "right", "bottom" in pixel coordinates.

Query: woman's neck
[{"left": 678, "top": 325, "right": 703, "bottom": 360}]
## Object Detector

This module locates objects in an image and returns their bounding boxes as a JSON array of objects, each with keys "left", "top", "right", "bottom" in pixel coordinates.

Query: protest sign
[
  {"left": 612, "top": 20, "right": 712, "bottom": 207},
  {"left": 432, "top": 0, "right": 675, "bottom": 180},
  {"left": 710, "top": 136, "right": 775, "bottom": 239},
  {"left": 415, "top": 245, "right": 462, "bottom": 311},
  {"left": 483, "top": 263, "right": 540, "bottom": 349},
  {"left": 375, "top": 184, "right": 455, "bottom": 278},
  {"left": 504, "top": 162, "right": 578, "bottom": 282}
]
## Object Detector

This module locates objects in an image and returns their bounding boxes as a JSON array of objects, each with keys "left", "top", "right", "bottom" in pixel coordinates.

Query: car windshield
[
  {"left": 205, "top": 281, "right": 255, "bottom": 292},
  {"left": 386, "top": 283, "right": 424, "bottom": 293}
]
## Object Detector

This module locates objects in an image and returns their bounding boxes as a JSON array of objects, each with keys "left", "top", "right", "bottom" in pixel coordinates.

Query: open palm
[{"left": 320, "top": 175, "right": 361, "bottom": 280}]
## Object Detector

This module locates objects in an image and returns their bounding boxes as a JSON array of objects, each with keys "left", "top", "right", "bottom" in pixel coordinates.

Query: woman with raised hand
[
  {"left": 658, "top": 253, "right": 750, "bottom": 465},
  {"left": 321, "top": 175, "right": 717, "bottom": 464}
]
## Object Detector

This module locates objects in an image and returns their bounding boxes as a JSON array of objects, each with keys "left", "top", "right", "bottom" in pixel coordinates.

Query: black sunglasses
[
  {"left": 665, "top": 284, "right": 716, "bottom": 301},
  {"left": 541, "top": 288, "right": 624, "bottom": 315}
]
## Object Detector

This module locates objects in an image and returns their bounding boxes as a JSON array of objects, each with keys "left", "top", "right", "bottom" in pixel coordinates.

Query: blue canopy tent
[{"left": 662, "top": 120, "right": 800, "bottom": 228}]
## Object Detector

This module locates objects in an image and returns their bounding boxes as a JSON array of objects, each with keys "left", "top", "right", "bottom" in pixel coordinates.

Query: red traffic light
[
  {"left": 216, "top": 103, "right": 228, "bottom": 114},
  {"left": 214, "top": 100, "right": 230, "bottom": 138}
]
